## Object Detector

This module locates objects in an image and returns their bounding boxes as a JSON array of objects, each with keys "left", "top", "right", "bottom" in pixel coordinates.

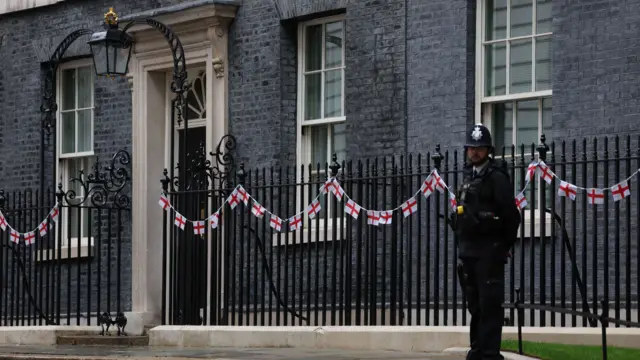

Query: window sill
[
  {"left": 520, "top": 212, "right": 553, "bottom": 239},
  {"left": 34, "top": 244, "right": 94, "bottom": 262},
  {"left": 271, "top": 226, "right": 344, "bottom": 247}
]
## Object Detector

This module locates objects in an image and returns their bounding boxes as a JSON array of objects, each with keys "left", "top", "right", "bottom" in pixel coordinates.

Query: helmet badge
[{"left": 471, "top": 126, "right": 483, "bottom": 141}]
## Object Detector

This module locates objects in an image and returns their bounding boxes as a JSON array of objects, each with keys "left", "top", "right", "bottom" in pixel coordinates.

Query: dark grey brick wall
[
  {"left": 552, "top": 0, "right": 640, "bottom": 141},
  {"left": 2, "top": 0, "right": 640, "bottom": 326},
  {"left": 406, "top": 0, "right": 476, "bottom": 155},
  {"left": 0, "top": 0, "right": 192, "bottom": 323},
  {"left": 344, "top": 0, "right": 407, "bottom": 159}
]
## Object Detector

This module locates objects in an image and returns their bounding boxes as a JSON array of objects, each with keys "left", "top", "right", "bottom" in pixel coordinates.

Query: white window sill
[
  {"left": 271, "top": 226, "right": 345, "bottom": 246},
  {"left": 35, "top": 244, "right": 94, "bottom": 262},
  {"left": 520, "top": 212, "right": 553, "bottom": 239}
]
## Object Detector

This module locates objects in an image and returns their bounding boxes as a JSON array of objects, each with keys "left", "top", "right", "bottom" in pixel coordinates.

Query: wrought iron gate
[
  {"left": 160, "top": 100, "right": 237, "bottom": 325},
  {"left": 0, "top": 150, "right": 131, "bottom": 329}
]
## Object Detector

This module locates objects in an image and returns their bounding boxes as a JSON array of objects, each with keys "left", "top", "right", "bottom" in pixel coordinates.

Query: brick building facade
[{"left": 0, "top": 0, "right": 638, "bottom": 329}]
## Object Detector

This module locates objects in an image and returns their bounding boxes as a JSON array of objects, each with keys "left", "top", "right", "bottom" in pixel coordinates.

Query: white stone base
[
  {"left": 0, "top": 326, "right": 100, "bottom": 345},
  {"left": 148, "top": 325, "right": 640, "bottom": 352}
]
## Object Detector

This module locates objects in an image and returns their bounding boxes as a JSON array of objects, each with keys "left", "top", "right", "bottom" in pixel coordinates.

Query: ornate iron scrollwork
[
  {"left": 167, "top": 134, "right": 237, "bottom": 192},
  {"left": 41, "top": 29, "right": 93, "bottom": 135},
  {"left": 62, "top": 150, "right": 131, "bottom": 208}
]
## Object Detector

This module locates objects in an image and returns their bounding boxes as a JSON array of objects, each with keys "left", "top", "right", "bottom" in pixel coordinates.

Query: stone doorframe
[{"left": 124, "top": 2, "right": 237, "bottom": 331}]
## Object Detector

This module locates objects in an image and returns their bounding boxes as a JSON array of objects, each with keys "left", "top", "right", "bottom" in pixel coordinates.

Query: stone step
[{"left": 56, "top": 335, "right": 149, "bottom": 346}]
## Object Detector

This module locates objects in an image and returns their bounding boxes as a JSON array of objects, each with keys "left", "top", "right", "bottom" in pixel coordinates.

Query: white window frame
[
  {"left": 38, "top": 58, "right": 96, "bottom": 261},
  {"left": 288, "top": 14, "right": 347, "bottom": 246},
  {"left": 475, "top": 0, "right": 552, "bottom": 238}
]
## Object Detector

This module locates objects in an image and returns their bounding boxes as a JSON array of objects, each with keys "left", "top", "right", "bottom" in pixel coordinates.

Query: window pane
[
  {"left": 324, "top": 70, "right": 342, "bottom": 118},
  {"left": 69, "top": 206, "right": 80, "bottom": 239},
  {"left": 542, "top": 97, "right": 552, "bottom": 139},
  {"left": 515, "top": 100, "right": 538, "bottom": 147},
  {"left": 305, "top": 25, "right": 322, "bottom": 72},
  {"left": 77, "top": 109, "right": 92, "bottom": 153},
  {"left": 304, "top": 73, "right": 321, "bottom": 120},
  {"left": 492, "top": 102, "right": 513, "bottom": 150},
  {"left": 485, "top": 0, "right": 507, "bottom": 41},
  {"left": 332, "top": 123, "right": 346, "bottom": 163},
  {"left": 535, "top": 36, "right": 551, "bottom": 91},
  {"left": 485, "top": 43, "right": 507, "bottom": 96},
  {"left": 325, "top": 21, "right": 343, "bottom": 68},
  {"left": 61, "top": 112, "right": 75, "bottom": 154},
  {"left": 77, "top": 67, "right": 92, "bottom": 108},
  {"left": 510, "top": 39, "right": 533, "bottom": 93},
  {"left": 61, "top": 69, "right": 76, "bottom": 111},
  {"left": 311, "top": 125, "right": 328, "bottom": 166},
  {"left": 510, "top": 0, "right": 533, "bottom": 37},
  {"left": 536, "top": 0, "right": 552, "bottom": 34}
]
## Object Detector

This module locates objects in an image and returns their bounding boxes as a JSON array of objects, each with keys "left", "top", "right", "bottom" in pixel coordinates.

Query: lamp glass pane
[
  {"left": 115, "top": 45, "right": 131, "bottom": 74},
  {"left": 90, "top": 43, "right": 108, "bottom": 75}
]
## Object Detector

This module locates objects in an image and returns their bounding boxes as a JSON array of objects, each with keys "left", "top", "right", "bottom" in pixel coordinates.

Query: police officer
[{"left": 453, "top": 124, "right": 521, "bottom": 360}]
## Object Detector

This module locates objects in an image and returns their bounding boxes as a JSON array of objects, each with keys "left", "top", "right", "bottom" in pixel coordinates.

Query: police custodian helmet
[{"left": 465, "top": 124, "right": 493, "bottom": 148}]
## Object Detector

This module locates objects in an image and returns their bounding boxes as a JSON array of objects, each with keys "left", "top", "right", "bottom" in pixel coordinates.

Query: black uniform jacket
[{"left": 456, "top": 158, "right": 522, "bottom": 259}]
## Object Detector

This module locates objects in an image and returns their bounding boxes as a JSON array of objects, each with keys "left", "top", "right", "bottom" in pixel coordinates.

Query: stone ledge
[
  {"left": 0, "top": 326, "right": 100, "bottom": 346},
  {"left": 148, "top": 325, "right": 640, "bottom": 352},
  {"left": 56, "top": 335, "right": 149, "bottom": 346}
]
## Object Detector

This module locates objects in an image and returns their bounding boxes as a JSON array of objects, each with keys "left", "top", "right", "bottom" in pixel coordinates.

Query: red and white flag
[
  {"left": 432, "top": 171, "right": 446, "bottom": 194},
  {"left": 557, "top": 181, "right": 577, "bottom": 201},
  {"left": 525, "top": 162, "right": 538, "bottom": 183},
  {"left": 612, "top": 181, "right": 631, "bottom": 202},
  {"left": 193, "top": 221, "right": 206, "bottom": 235},
  {"left": 289, "top": 214, "right": 302, "bottom": 231},
  {"left": 9, "top": 229, "right": 20, "bottom": 244},
  {"left": 331, "top": 179, "right": 345, "bottom": 201},
  {"left": 537, "top": 161, "right": 554, "bottom": 185},
  {"left": 227, "top": 189, "right": 241, "bottom": 209},
  {"left": 587, "top": 188, "right": 605, "bottom": 205},
  {"left": 401, "top": 197, "right": 418, "bottom": 218},
  {"left": 252, "top": 201, "right": 266, "bottom": 218},
  {"left": 237, "top": 186, "right": 250, "bottom": 206},
  {"left": 210, "top": 212, "right": 220, "bottom": 229},
  {"left": 345, "top": 199, "right": 361, "bottom": 219},
  {"left": 270, "top": 215, "right": 283, "bottom": 232},
  {"left": 448, "top": 191, "right": 457, "bottom": 212},
  {"left": 159, "top": 195, "right": 170, "bottom": 210},
  {"left": 38, "top": 220, "right": 50, "bottom": 237},
  {"left": 174, "top": 213, "right": 187, "bottom": 230},
  {"left": 320, "top": 180, "right": 335, "bottom": 195},
  {"left": 307, "top": 199, "right": 321, "bottom": 219},
  {"left": 50, "top": 206, "right": 59, "bottom": 223},
  {"left": 0, "top": 213, "right": 7, "bottom": 231},
  {"left": 515, "top": 192, "right": 528, "bottom": 210},
  {"left": 367, "top": 210, "right": 380, "bottom": 226},
  {"left": 24, "top": 231, "right": 35, "bottom": 246},
  {"left": 420, "top": 175, "right": 434, "bottom": 198},
  {"left": 379, "top": 210, "right": 393, "bottom": 225}
]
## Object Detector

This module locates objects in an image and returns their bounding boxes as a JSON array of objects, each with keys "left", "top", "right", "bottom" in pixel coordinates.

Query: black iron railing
[
  {"left": 0, "top": 150, "right": 131, "bottom": 335},
  {"left": 162, "top": 134, "right": 640, "bottom": 330}
]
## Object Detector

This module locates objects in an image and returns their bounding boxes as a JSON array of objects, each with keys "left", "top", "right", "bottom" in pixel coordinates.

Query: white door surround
[{"left": 125, "top": 3, "right": 237, "bottom": 330}]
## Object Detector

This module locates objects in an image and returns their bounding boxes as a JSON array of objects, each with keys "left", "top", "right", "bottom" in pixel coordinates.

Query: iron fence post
[
  {"left": 431, "top": 144, "right": 444, "bottom": 171},
  {"left": 330, "top": 153, "right": 341, "bottom": 178},
  {"left": 516, "top": 288, "right": 523, "bottom": 355},
  {"left": 600, "top": 300, "right": 608, "bottom": 360},
  {"left": 537, "top": 134, "right": 549, "bottom": 162},
  {"left": 160, "top": 168, "right": 170, "bottom": 325}
]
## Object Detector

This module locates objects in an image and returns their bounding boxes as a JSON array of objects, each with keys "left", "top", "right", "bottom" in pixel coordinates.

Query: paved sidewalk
[{"left": 0, "top": 345, "right": 465, "bottom": 360}]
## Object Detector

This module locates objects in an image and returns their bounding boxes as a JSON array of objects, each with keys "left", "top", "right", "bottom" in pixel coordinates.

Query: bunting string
[{"left": 161, "top": 162, "right": 640, "bottom": 235}]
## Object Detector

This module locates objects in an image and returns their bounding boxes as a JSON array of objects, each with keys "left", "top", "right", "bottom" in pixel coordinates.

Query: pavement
[{"left": 0, "top": 345, "right": 467, "bottom": 360}]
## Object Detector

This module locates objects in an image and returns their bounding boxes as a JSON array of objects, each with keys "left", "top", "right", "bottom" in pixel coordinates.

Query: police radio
[{"left": 456, "top": 205, "right": 500, "bottom": 221}]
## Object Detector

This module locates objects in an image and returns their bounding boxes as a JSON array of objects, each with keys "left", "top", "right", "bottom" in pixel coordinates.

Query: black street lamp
[
  {"left": 87, "top": 8, "right": 133, "bottom": 76},
  {"left": 87, "top": 7, "right": 190, "bottom": 193}
]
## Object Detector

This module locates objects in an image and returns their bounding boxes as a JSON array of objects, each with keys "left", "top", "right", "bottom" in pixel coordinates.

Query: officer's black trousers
[{"left": 458, "top": 256, "right": 505, "bottom": 360}]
